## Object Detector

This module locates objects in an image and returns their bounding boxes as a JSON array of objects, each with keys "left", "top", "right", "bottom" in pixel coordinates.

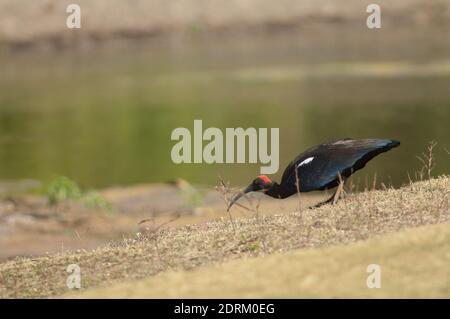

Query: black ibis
[{"left": 227, "top": 138, "right": 400, "bottom": 210}]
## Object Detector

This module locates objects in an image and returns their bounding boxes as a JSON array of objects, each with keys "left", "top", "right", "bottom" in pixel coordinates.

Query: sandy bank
[{"left": 1, "top": 0, "right": 449, "bottom": 50}]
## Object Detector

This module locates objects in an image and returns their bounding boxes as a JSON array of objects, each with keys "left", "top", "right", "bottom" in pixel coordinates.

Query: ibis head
[{"left": 227, "top": 175, "right": 273, "bottom": 211}]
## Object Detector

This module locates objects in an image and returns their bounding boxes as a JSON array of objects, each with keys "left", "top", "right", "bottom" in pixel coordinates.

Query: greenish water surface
[{"left": 1, "top": 30, "right": 449, "bottom": 188}]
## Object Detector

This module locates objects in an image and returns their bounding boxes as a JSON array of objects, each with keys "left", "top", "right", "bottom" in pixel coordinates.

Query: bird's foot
[
  {"left": 310, "top": 181, "right": 345, "bottom": 209},
  {"left": 310, "top": 195, "right": 334, "bottom": 209}
]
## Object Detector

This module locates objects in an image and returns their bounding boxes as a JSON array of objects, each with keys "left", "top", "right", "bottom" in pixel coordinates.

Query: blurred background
[{"left": 1, "top": 0, "right": 450, "bottom": 190}]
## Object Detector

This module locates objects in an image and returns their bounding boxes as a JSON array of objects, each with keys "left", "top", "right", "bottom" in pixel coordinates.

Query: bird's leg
[
  {"left": 332, "top": 176, "right": 345, "bottom": 205},
  {"left": 311, "top": 175, "right": 345, "bottom": 208}
]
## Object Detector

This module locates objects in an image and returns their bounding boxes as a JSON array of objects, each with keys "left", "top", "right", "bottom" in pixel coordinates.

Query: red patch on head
[{"left": 256, "top": 175, "right": 272, "bottom": 185}]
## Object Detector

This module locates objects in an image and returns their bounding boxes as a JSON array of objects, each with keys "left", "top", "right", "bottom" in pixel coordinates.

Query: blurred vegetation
[
  {"left": 83, "top": 190, "right": 113, "bottom": 212},
  {"left": 47, "top": 176, "right": 82, "bottom": 205},
  {"left": 174, "top": 178, "right": 205, "bottom": 210},
  {"left": 46, "top": 176, "right": 112, "bottom": 213}
]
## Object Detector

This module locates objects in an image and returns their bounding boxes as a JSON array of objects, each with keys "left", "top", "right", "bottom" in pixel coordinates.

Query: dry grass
[
  {"left": 75, "top": 221, "right": 450, "bottom": 298},
  {"left": 0, "top": 176, "right": 449, "bottom": 298}
]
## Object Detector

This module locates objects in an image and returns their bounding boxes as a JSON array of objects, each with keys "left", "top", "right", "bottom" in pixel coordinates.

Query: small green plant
[
  {"left": 247, "top": 241, "right": 260, "bottom": 252},
  {"left": 46, "top": 176, "right": 112, "bottom": 213},
  {"left": 83, "top": 190, "right": 113, "bottom": 214},
  {"left": 47, "top": 176, "right": 82, "bottom": 205}
]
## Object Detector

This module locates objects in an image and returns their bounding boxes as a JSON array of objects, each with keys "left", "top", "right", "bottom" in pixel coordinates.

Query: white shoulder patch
[
  {"left": 297, "top": 156, "right": 314, "bottom": 167},
  {"left": 333, "top": 139, "right": 353, "bottom": 145}
]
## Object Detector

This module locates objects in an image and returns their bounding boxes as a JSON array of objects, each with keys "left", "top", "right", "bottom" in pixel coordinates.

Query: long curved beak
[{"left": 227, "top": 184, "right": 257, "bottom": 211}]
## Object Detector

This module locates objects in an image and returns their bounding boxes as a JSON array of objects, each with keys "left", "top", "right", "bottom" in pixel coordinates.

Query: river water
[{"left": 1, "top": 28, "right": 449, "bottom": 188}]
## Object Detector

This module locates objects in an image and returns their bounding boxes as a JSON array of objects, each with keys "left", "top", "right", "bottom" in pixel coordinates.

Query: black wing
[{"left": 281, "top": 138, "right": 400, "bottom": 192}]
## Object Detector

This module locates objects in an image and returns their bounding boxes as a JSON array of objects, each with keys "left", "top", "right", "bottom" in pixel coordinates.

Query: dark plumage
[{"left": 227, "top": 138, "right": 400, "bottom": 210}]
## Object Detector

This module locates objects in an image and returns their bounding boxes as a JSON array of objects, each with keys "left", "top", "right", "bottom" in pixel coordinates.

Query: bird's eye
[{"left": 254, "top": 179, "right": 263, "bottom": 186}]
